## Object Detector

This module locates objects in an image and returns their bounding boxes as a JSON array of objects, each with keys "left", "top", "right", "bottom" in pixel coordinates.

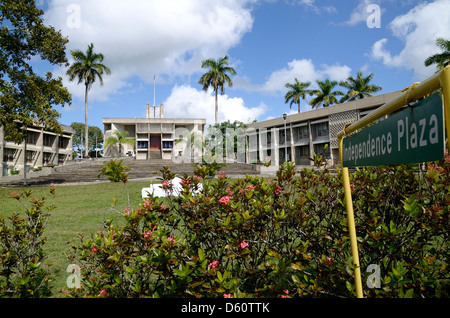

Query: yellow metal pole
[
  {"left": 337, "top": 68, "right": 445, "bottom": 299},
  {"left": 339, "top": 135, "right": 363, "bottom": 298},
  {"left": 440, "top": 65, "right": 450, "bottom": 150}
]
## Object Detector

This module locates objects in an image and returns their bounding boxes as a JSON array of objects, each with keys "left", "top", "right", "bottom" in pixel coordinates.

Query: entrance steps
[{"left": 0, "top": 158, "right": 259, "bottom": 187}]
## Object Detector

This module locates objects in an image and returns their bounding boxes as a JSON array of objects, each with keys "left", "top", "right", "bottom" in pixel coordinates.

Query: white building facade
[{"left": 103, "top": 104, "right": 206, "bottom": 161}]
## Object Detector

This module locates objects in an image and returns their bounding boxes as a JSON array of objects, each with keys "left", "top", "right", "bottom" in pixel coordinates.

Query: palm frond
[{"left": 425, "top": 37, "right": 450, "bottom": 69}]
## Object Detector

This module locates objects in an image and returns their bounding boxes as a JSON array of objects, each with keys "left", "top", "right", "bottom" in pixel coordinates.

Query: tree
[
  {"left": 0, "top": 0, "right": 72, "bottom": 143},
  {"left": 284, "top": 79, "right": 312, "bottom": 113},
  {"left": 70, "top": 122, "right": 103, "bottom": 157},
  {"left": 66, "top": 43, "right": 111, "bottom": 157},
  {"left": 309, "top": 79, "right": 344, "bottom": 109},
  {"left": 104, "top": 130, "right": 135, "bottom": 157},
  {"left": 208, "top": 120, "right": 248, "bottom": 162},
  {"left": 339, "top": 72, "right": 382, "bottom": 103},
  {"left": 198, "top": 56, "right": 236, "bottom": 124},
  {"left": 424, "top": 37, "right": 450, "bottom": 70}
]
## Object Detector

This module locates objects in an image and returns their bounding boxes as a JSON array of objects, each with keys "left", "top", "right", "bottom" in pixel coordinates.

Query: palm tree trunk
[
  {"left": 215, "top": 89, "right": 219, "bottom": 124},
  {"left": 298, "top": 101, "right": 301, "bottom": 113},
  {"left": 84, "top": 83, "right": 89, "bottom": 157}
]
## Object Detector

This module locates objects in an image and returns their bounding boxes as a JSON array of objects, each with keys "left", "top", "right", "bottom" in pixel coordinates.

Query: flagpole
[{"left": 153, "top": 75, "right": 156, "bottom": 106}]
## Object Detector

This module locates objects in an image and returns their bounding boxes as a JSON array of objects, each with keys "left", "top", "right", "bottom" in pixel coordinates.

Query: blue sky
[{"left": 35, "top": 0, "right": 450, "bottom": 130}]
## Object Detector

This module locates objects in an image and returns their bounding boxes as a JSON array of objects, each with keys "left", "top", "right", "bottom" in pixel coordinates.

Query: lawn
[{"left": 0, "top": 180, "right": 151, "bottom": 297}]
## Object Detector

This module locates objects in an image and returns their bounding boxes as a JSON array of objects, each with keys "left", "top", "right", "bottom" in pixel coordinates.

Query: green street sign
[{"left": 342, "top": 92, "right": 445, "bottom": 167}]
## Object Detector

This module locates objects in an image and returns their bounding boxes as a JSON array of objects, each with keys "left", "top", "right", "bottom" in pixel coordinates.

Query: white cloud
[
  {"left": 44, "top": 0, "right": 255, "bottom": 100},
  {"left": 290, "top": 0, "right": 337, "bottom": 15},
  {"left": 371, "top": 0, "right": 450, "bottom": 80},
  {"left": 343, "top": 0, "right": 380, "bottom": 26},
  {"left": 238, "top": 59, "right": 351, "bottom": 94},
  {"left": 319, "top": 63, "right": 352, "bottom": 82},
  {"left": 163, "top": 85, "right": 267, "bottom": 126},
  {"left": 261, "top": 59, "right": 318, "bottom": 94}
]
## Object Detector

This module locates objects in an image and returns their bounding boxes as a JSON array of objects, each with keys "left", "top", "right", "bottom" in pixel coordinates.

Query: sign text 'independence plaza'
[{"left": 342, "top": 92, "right": 445, "bottom": 167}]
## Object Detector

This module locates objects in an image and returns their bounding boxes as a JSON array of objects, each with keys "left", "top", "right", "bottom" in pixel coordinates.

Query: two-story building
[
  {"left": 0, "top": 123, "right": 74, "bottom": 176},
  {"left": 246, "top": 90, "right": 404, "bottom": 168}
]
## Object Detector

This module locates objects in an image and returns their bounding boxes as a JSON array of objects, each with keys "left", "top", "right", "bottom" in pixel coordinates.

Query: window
[
  {"left": 3, "top": 149, "right": 15, "bottom": 162},
  {"left": 264, "top": 131, "right": 272, "bottom": 146},
  {"left": 137, "top": 141, "right": 148, "bottom": 149},
  {"left": 27, "top": 132, "right": 39, "bottom": 145},
  {"left": 313, "top": 122, "right": 329, "bottom": 139},
  {"left": 279, "top": 129, "right": 290, "bottom": 144},
  {"left": 298, "top": 145, "right": 309, "bottom": 157},
  {"left": 295, "top": 145, "right": 310, "bottom": 164},
  {"left": 58, "top": 137, "right": 69, "bottom": 149},
  {"left": 43, "top": 152, "right": 52, "bottom": 165},
  {"left": 163, "top": 141, "right": 173, "bottom": 149},
  {"left": 43, "top": 134, "right": 54, "bottom": 147},
  {"left": 26, "top": 151, "right": 36, "bottom": 163},
  {"left": 58, "top": 154, "right": 66, "bottom": 164},
  {"left": 297, "top": 126, "right": 309, "bottom": 140}
]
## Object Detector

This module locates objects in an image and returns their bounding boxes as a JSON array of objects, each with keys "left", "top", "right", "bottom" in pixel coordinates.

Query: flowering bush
[
  {"left": 65, "top": 155, "right": 449, "bottom": 298},
  {"left": 0, "top": 187, "right": 56, "bottom": 297}
]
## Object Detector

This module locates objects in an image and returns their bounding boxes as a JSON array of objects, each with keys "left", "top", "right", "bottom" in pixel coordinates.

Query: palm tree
[
  {"left": 309, "top": 79, "right": 344, "bottom": 109},
  {"left": 424, "top": 37, "right": 450, "bottom": 70},
  {"left": 284, "top": 79, "right": 312, "bottom": 113},
  {"left": 105, "top": 130, "right": 135, "bottom": 157},
  {"left": 198, "top": 55, "right": 237, "bottom": 124},
  {"left": 339, "top": 72, "right": 382, "bottom": 103},
  {"left": 66, "top": 43, "right": 111, "bottom": 157}
]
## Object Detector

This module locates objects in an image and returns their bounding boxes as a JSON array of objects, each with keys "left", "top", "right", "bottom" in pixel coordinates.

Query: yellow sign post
[{"left": 337, "top": 66, "right": 450, "bottom": 298}]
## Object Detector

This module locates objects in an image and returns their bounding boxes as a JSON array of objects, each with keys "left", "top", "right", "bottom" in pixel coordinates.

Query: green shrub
[
  {"left": 98, "top": 159, "right": 130, "bottom": 183},
  {"left": 0, "top": 187, "right": 56, "bottom": 297},
  {"left": 65, "top": 156, "right": 449, "bottom": 298}
]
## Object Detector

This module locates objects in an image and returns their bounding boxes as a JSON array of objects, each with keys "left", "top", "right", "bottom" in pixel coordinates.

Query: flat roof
[
  {"left": 249, "top": 90, "right": 403, "bottom": 129},
  {"left": 102, "top": 118, "right": 206, "bottom": 125}
]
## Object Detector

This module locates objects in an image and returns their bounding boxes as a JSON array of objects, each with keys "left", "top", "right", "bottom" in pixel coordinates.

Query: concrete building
[
  {"left": 246, "top": 90, "right": 404, "bottom": 169},
  {"left": 103, "top": 104, "right": 206, "bottom": 161},
  {"left": 0, "top": 123, "right": 74, "bottom": 176}
]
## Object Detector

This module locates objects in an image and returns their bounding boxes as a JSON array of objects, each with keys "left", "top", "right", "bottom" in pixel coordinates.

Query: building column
[{"left": 308, "top": 121, "right": 314, "bottom": 166}]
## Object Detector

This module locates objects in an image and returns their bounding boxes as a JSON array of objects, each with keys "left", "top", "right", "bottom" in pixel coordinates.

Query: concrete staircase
[{"left": 0, "top": 159, "right": 259, "bottom": 187}]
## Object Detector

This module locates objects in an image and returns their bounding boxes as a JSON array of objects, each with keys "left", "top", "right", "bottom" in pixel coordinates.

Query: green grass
[{"left": 0, "top": 180, "right": 151, "bottom": 297}]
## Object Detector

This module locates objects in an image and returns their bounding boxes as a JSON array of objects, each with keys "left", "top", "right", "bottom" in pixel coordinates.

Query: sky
[{"left": 34, "top": 0, "right": 450, "bottom": 130}]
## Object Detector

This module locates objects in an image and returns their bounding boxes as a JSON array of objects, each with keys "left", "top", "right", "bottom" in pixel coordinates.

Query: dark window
[
  {"left": 296, "top": 126, "right": 309, "bottom": 140},
  {"left": 58, "top": 137, "right": 69, "bottom": 149},
  {"left": 27, "top": 132, "right": 38, "bottom": 145},
  {"left": 137, "top": 141, "right": 148, "bottom": 149},
  {"left": 313, "top": 122, "right": 329, "bottom": 138}
]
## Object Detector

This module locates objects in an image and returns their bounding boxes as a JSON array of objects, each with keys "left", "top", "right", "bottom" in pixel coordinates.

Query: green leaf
[
  {"left": 137, "top": 255, "right": 148, "bottom": 263},
  {"left": 224, "top": 215, "right": 231, "bottom": 227},
  {"left": 291, "top": 275, "right": 300, "bottom": 285},
  {"left": 126, "top": 266, "right": 134, "bottom": 274},
  {"left": 267, "top": 249, "right": 281, "bottom": 258},
  {"left": 189, "top": 280, "right": 205, "bottom": 288},
  {"left": 198, "top": 249, "right": 205, "bottom": 261},
  {"left": 217, "top": 271, "right": 223, "bottom": 282},
  {"left": 346, "top": 281, "right": 354, "bottom": 292},
  {"left": 290, "top": 262, "right": 303, "bottom": 271}
]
